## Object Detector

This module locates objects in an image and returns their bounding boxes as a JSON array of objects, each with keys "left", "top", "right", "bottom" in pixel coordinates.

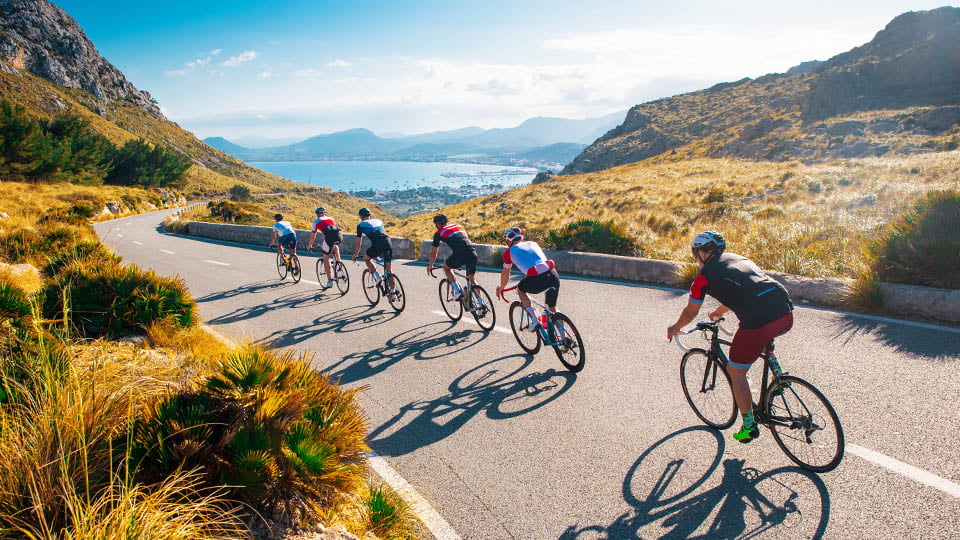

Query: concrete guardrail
[{"left": 178, "top": 221, "right": 960, "bottom": 324}]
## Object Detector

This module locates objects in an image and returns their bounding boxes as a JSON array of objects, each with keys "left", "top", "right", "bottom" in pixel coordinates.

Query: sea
[{"left": 247, "top": 160, "right": 538, "bottom": 192}]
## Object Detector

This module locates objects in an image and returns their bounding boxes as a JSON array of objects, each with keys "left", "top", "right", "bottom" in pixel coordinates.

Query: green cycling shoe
[{"left": 733, "top": 423, "right": 760, "bottom": 443}]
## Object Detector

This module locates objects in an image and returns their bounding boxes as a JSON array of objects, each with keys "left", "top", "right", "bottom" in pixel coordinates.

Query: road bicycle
[
  {"left": 312, "top": 247, "right": 349, "bottom": 294},
  {"left": 675, "top": 319, "right": 844, "bottom": 472},
  {"left": 358, "top": 258, "right": 405, "bottom": 312},
  {"left": 272, "top": 243, "right": 301, "bottom": 283},
  {"left": 499, "top": 285, "right": 585, "bottom": 372},
  {"left": 429, "top": 267, "right": 496, "bottom": 331}
]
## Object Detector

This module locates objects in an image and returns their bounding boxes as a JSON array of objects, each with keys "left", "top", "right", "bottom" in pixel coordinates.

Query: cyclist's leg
[
  {"left": 464, "top": 249, "right": 479, "bottom": 287},
  {"left": 321, "top": 240, "right": 334, "bottom": 282},
  {"left": 363, "top": 242, "right": 379, "bottom": 274},
  {"left": 381, "top": 247, "right": 395, "bottom": 290},
  {"left": 727, "top": 314, "right": 793, "bottom": 442},
  {"left": 332, "top": 242, "right": 342, "bottom": 263},
  {"left": 543, "top": 269, "right": 560, "bottom": 312}
]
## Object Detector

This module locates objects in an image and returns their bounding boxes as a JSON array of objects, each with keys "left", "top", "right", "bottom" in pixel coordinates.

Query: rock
[
  {"left": 477, "top": 211, "right": 486, "bottom": 218},
  {"left": 105, "top": 201, "right": 121, "bottom": 214},
  {"left": 825, "top": 121, "right": 866, "bottom": 137},
  {"left": 531, "top": 171, "right": 554, "bottom": 185},
  {"left": 739, "top": 118, "right": 777, "bottom": 141},
  {"left": 917, "top": 105, "right": 960, "bottom": 132},
  {"left": 0, "top": 212, "right": 8, "bottom": 220}
]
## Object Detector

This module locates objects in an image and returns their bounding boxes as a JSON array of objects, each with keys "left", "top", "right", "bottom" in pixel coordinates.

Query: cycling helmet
[
  {"left": 315, "top": 206, "right": 326, "bottom": 216},
  {"left": 503, "top": 226, "right": 523, "bottom": 243},
  {"left": 691, "top": 231, "right": 726, "bottom": 257},
  {"left": 433, "top": 213, "right": 448, "bottom": 225},
  {"left": 274, "top": 213, "right": 284, "bottom": 221},
  {"left": 358, "top": 207, "right": 371, "bottom": 218}
]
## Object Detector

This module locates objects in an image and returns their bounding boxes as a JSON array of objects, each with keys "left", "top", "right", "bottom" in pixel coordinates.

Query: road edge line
[{"left": 848, "top": 443, "right": 960, "bottom": 499}]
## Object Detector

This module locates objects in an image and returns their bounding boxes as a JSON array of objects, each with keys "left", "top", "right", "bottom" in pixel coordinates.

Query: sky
[{"left": 52, "top": 0, "right": 960, "bottom": 142}]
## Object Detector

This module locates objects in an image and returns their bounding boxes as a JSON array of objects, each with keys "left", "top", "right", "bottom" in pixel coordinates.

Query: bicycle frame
[
  {"left": 432, "top": 268, "right": 481, "bottom": 310},
  {"left": 502, "top": 286, "right": 566, "bottom": 347}
]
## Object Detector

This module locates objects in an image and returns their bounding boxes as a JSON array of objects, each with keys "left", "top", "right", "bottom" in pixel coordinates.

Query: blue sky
[{"left": 53, "top": 1, "right": 960, "bottom": 141}]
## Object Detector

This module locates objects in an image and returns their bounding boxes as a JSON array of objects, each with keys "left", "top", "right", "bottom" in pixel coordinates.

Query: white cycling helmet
[
  {"left": 691, "top": 231, "right": 726, "bottom": 257},
  {"left": 503, "top": 226, "right": 523, "bottom": 243}
]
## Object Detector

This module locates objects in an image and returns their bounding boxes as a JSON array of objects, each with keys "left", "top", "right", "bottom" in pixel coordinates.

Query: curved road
[{"left": 95, "top": 209, "right": 960, "bottom": 540}]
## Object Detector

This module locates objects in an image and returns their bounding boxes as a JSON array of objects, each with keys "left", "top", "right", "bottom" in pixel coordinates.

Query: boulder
[
  {"left": 917, "top": 105, "right": 960, "bottom": 132},
  {"left": 105, "top": 201, "right": 121, "bottom": 214}
]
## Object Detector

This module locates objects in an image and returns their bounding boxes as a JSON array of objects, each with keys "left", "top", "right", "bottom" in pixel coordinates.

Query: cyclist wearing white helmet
[
  {"left": 667, "top": 231, "right": 794, "bottom": 443},
  {"left": 496, "top": 226, "right": 560, "bottom": 331},
  {"left": 307, "top": 206, "right": 342, "bottom": 289}
]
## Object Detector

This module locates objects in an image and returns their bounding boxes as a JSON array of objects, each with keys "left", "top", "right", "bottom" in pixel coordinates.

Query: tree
[{"left": 228, "top": 184, "right": 251, "bottom": 202}]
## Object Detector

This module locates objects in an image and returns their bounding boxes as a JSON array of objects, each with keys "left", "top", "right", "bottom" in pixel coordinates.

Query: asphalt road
[{"left": 95, "top": 209, "right": 960, "bottom": 540}]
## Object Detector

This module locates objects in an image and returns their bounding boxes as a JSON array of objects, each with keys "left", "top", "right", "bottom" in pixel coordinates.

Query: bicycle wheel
[
  {"left": 439, "top": 279, "right": 463, "bottom": 321},
  {"left": 334, "top": 261, "right": 350, "bottom": 294},
  {"left": 548, "top": 313, "right": 585, "bottom": 372},
  {"left": 680, "top": 349, "right": 737, "bottom": 429},
  {"left": 361, "top": 269, "right": 380, "bottom": 305},
  {"left": 276, "top": 253, "right": 288, "bottom": 280},
  {"left": 386, "top": 274, "right": 406, "bottom": 313},
  {"left": 315, "top": 257, "right": 325, "bottom": 283},
  {"left": 764, "top": 375, "right": 844, "bottom": 473},
  {"left": 289, "top": 254, "right": 301, "bottom": 283},
  {"left": 469, "top": 285, "right": 496, "bottom": 332},
  {"left": 508, "top": 301, "right": 541, "bottom": 354}
]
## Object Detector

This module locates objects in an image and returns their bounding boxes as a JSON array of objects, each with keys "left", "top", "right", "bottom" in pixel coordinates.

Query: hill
[{"left": 564, "top": 7, "right": 960, "bottom": 174}]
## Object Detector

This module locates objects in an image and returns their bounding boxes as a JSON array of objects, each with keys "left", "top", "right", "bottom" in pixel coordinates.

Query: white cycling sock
[
  {"left": 526, "top": 306, "right": 537, "bottom": 320},
  {"left": 373, "top": 271, "right": 382, "bottom": 282},
  {"left": 452, "top": 282, "right": 462, "bottom": 294}
]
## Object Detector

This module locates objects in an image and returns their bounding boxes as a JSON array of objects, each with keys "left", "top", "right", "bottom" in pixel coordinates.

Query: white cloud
[
  {"left": 255, "top": 113, "right": 268, "bottom": 120},
  {"left": 326, "top": 59, "right": 351, "bottom": 68},
  {"left": 222, "top": 51, "right": 259, "bottom": 67},
  {"left": 259, "top": 69, "right": 272, "bottom": 79},
  {"left": 209, "top": 48, "right": 223, "bottom": 56},
  {"left": 293, "top": 68, "right": 318, "bottom": 77},
  {"left": 165, "top": 69, "right": 187, "bottom": 77}
]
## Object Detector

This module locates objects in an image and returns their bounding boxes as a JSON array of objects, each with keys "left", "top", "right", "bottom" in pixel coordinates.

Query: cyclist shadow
[
  {"left": 559, "top": 426, "right": 831, "bottom": 539},
  {"left": 257, "top": 304, "right": 401, "bottom": 348},
  {"left": 368, "top": 354, "right": 576, "bottom": 457},
  {"left": 194, "top": 279, "right": 297, "bottom": 303},
  {"left": 206, "top": 288, "right": 343, "bottom": 326},
  {"left": 834, "top": 315, "right": 958, "bottom": 362},
  {"left": 321, "top": 320, "right": 489, "bottom": 385}
]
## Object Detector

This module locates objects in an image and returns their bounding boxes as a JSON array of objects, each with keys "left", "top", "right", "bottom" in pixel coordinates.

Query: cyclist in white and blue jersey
[
  {"left": 268, "top": 213, "right": 298, "bottom": 257},
  {"left": 352, "top": 207, "right": 397, "bottom": 295}
]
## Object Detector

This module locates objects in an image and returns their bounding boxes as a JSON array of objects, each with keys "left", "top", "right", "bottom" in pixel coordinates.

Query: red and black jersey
[
  {"left": 432, "top": 223, "right": 472, "bottom": 253},
  {"left": 689, "top": 252, "right": 793, "bottom": 329}
]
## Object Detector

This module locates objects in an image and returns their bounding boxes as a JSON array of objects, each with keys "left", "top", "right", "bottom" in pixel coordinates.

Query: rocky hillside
[{"left": 565, "top": 7, "right": 960, "bottom": 174}]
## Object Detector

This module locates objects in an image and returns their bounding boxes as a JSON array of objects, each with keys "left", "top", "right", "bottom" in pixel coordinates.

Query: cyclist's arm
[
  {"left": 427, "top": 246, "right": 439, "bottom": 270},
  {"left": 307, "top": 230, "right": 318, "bottom": 250},
  {"left": 352, "top": 235, "right": 362, "bottom": 260},
  {"left": 709, "top": 304, "right": 731, "bottom": 321},
  {"left": 268, "top": 228, "right": 277, "bottom": 246},
  {"left": 495, "top": 265, "right": 511, "bottom": 298},
  {"left": 667, "top": 300, "right": 702, "bottom": 341}
]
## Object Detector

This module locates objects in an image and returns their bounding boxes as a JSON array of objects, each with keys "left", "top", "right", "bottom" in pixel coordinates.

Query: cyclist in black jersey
[
  {"left": 667, "top": 231, "right": 794, "bottom": 443},
  {"left": 426, "top": 214, "right": 479, "bottom": 299},
  {"left": 352, "top": 207, "right": 397, "bottom": 295}
]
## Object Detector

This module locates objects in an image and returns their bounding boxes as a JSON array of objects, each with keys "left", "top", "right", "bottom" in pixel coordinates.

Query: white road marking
[
  {"left": 205, "top": 260, "right": 230, "bottom": 266},
  {"left": 132, "top": 241, "right": 143, "bottom": 245},
  {"left": 160, "top": 249, "right": 175, "bottom": 255},
  {"left": 117, "top": 234, "right": 124, "bottom": 238},
  {"left": 848, "top": 444, "right": 960, "bottom": 499},
  {"left": 431, "top": 310, "right": 511, "bottom": 334},
  {"left": 367, "top": 451, "right": 462, "bottom": 540},
  {"left": 301, "top": 279, "right": 321, "bottom": 286}
]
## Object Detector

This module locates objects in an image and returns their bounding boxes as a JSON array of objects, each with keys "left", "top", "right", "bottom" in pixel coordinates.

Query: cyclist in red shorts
[{"left": 667, "top": 231, "right": 794, "bottom": 443}]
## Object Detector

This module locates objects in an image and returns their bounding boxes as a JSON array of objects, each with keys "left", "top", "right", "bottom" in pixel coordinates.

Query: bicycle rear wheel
[
  {"left": 361, "top": 269, "right": 380, "bottom": 305},
  {"left": 468, "top": 285, "right": 496, "bottom": 332},
  {"left": 764, "top": 375, "right": 844, "bottom": 473},
  {"left": 334, "top": 261, "right": 349, "bottom": 294},
  {"left": 276, "top": 253, "right": 288, "bottom": 280},
  {"left": 508, "top": 301, "right": 541, "bottom": 354},
  {"left": 439, "top": 279, "right": 463, "bottom": 321},
  {"left": 680, "top": 349, "right": 737, "bottom": 429},
  {"left": 386, "top": 274, "right": 405, "bottom": 313},
  {"left": 548, "top": 313, "right": 584, "bottom": 372},
  {"left": 289, "top": 254, "right": 301, "bottom": 283}
]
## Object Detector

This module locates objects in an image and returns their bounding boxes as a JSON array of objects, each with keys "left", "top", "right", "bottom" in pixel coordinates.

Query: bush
[
  {"left": 868, "top": 190, "right": 960, "bottom": 288},
  {"left": 228, "top": 184, "right": 251, "bottom": 202},
  {"left": 105, "top": 138, "right": 191, "bottom": 189},
  {"left": 545, "top": 219, "right": 641, "bottom": 256}
]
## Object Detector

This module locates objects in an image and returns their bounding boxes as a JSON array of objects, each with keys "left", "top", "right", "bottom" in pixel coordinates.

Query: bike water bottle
[
  {"left": 539, "top": 312, "right": 548, "bottom": 329},
  {"left": 770, "top": 354, "right": 783, "bottom": 377}
]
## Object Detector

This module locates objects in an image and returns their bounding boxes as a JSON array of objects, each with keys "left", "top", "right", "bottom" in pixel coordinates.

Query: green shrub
[
  {"left": 868, "top": 190, "right": 960, "bottom": 288},
  {"left": 545, "top": 219, "right": 640, "bottom": 256},
  {"left": 105, "top": 138, "right": 191, "bottom": 189},
  {"left": 361, "top": 482, "right": 420, "bottom": 540},
  {"left": 228, "top": 184, "right": 251, "bottom": 202}
]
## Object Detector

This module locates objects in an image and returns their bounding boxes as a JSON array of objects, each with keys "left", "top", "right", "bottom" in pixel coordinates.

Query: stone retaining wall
[{"left": 180, "top": 221, "right": 959, "bottom": 324}]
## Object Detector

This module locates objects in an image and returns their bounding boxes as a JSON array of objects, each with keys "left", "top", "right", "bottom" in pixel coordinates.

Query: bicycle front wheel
[
  {"left": 289, "top": 255, "right": 301, "bottom": 283},
  {"left": 276, "top": 253, "right": 288, "bottom": 280},
  {"left": 439, "top": 279, "right": 463, "bottom": 321},
  {"left": 468, "top": 285, "right": 496, "bottom": 332},
  {"left": 386, "top": 274, "right": 405, "bottom": 313},
  {"left": 548, "top": 313, "right": 584, "bottom": 372},
  {"left": 680, "top": 349, "right": 737, "bottom": 429},
  {"left": 508, "top": 301, "right": 541, "bottom": 354},
  {"left": 334, "top": 261, "right": 350, "bottom": 294},
  {"left": 764, "top": 375, "right": 844, "bottom": 473},
  {"left": 361, "top": 269, "right": 380, "bottom": 305}
]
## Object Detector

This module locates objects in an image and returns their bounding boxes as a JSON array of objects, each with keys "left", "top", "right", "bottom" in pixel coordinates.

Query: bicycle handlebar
[
  {"left": 498, "top": 285, "right": 517, "bottom": 303},
  {"left": 673, "top": 318, "right": 733, "bottom": 352}
]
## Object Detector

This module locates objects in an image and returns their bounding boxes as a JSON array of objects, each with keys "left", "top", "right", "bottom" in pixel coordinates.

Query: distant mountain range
[{"left": 203, "top": 111, "right": 625, "bottom": 170}]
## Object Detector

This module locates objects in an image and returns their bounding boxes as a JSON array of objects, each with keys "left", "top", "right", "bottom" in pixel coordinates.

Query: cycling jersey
[
  {"left": 273, "top": 220, "right": 295, "bottom": 237},
  {"left": 357, "top": 219, "right": 388, "bottom": 241},
  {"left": 502, "top": 241, "right": 555, "bottom": 277},
  {"left": 432, "top": 223, "right": 472, "bottom": 252},
  {"left": 689, "top": 252, "right": 793, "bottom": 329},
  {"left": 312, "top": 216, "right": 338, "bottom": 234}
]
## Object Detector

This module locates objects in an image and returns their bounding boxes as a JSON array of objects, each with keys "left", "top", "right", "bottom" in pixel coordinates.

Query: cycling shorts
[
  {"left": 279, "top": 233, "right": 297, "bottom": 250},
  {"left": 728, "top": 312, "right": 794, "bottom": 370},
  {"left": 444, "top": 247, "right": 478, "bottom": 276},
  {"left": 319, "top": 238, "right": 340, "bottom": 255},
  {"left": 518, "top": 269, "right": 560, "bottom": 307},
  {"left": 366, "top": 237, "right": 393, "bottom": 263}
]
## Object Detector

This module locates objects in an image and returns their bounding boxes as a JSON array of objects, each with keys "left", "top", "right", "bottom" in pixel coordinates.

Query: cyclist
[
  {"left": 307, "top": 206, "right": 343, "bottom": 289},
  {"left": 496, "top": 226, "right": 559, "bottom": 331},
  {"left": 352, "top": 207, "right": 397, "bottom": 296},
  {"left": 426, "top": 214, "right": 479, "bottom": 299},
  {"left": 268, "top": 213, "right": 298, "bottom": 259},
  {"left": 667, "top": 231, "right": 794, "bottom": 444}
]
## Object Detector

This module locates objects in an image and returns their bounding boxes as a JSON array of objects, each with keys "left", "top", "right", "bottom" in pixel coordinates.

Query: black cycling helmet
[
  {"left": 433, "top": 213, "right": 448, "bottom": 226},
  {"left": 358, "top": 207, "right": 371, "bottom": 218},
  {"left": 691, "top": 231, "right": 726, "bottom": 258},
  {"left": 315, "top": 206, "right": 326, "bottom": 216},
  {"left": 274, "top": 213, "right": 284, "bottom": 221}
]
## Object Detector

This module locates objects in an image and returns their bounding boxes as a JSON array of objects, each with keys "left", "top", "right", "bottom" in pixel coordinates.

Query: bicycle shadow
[
  {"left": 320, "top": 320, "right": 488, "bottom": 384},
  {"left": 205, "top": 288, "right": 344, "bottom": 326},
  {"left": 257, "top": 304, "right": 402, "bottom": 348},
  {"left": 833, "top": 315, "right": 959, "bottom": 362},
  {"left": 194, "top": 279, "right": 297, "bottom": 303},
  {"left": 559, "top": 427, "right": 831, "bottom": 539},
  {"left": 368, "top": 354, "right": 576, "bottom": 457}
]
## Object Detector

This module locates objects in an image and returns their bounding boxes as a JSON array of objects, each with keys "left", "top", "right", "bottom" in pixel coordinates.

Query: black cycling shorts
[
  {"left": 321, "top": 231, "right": 342, "bottom": 255},
  {"left": 279, "top": 233, "right": 297, "bottom": 250},
  {"left": 518, "top": 269, "right": 560, "bottom": 307},
  {"left": 444, "top": 247, "right": 478, "bottom": 276},
  {"left": 366, "top": 237, "right": 393, "bottom": 263}
]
